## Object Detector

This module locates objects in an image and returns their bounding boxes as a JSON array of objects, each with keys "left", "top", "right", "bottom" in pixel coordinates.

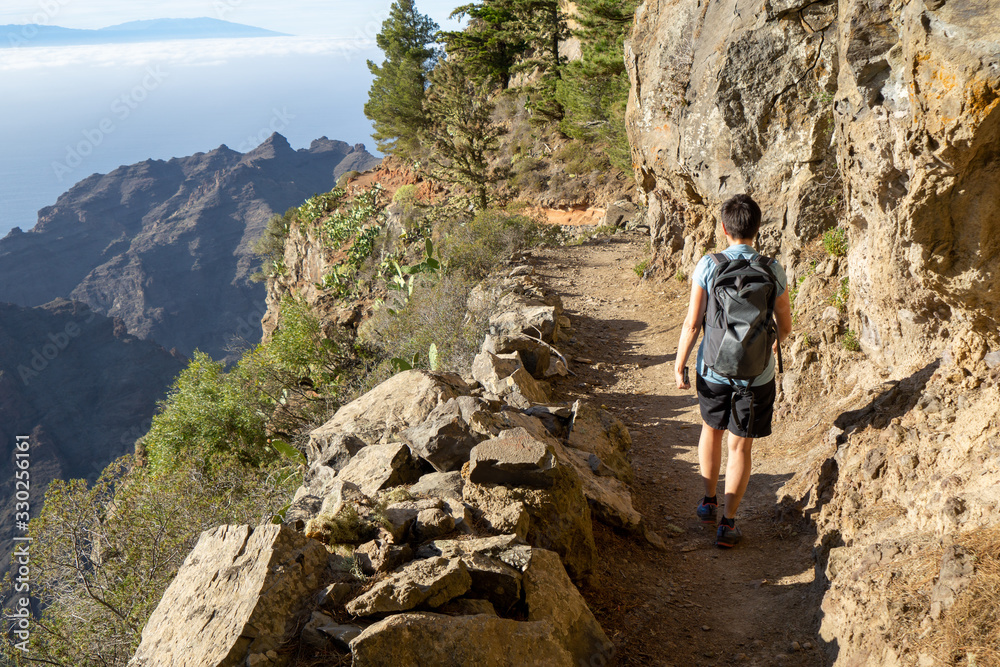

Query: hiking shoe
[
  {"left": 696, "top": 499, "right": 718, "bottom": 525},
  {"left": 716, "top": 521, "right": 742, "bottom": 548}
]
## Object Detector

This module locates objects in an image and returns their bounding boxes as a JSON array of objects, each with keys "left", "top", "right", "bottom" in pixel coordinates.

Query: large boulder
[
  {"left": 417, "top": 535, "right": 530, "bottom": 615},
  {"left": 468, "top": 428, "right": 564, "bottom": 489},
  {"left": 555, "top": 444, "right": 644, "bottom": 533},
  {"left": 464, "top": 447, "right": 597, "bottom": 583},
  {"left": 472, "top": 351, "right": 552, "bottom": 407},
  {"left": 482, "top": 292, "right": 565, "bottom": 377},
  {"left": 129, "top": 524, "right": 328, "bottom": 667},
  {"left": 338, "top": 443, "right": 423, "bottom": 496},
  {"left": 347, "top": 546, "right": 613, "bottom": 666},
  {"left": 567, "top": 400, "right": 633, "bottom": 484},
  {"left": 349, "top": 612, "right": 575, "bottom": 666},
  {"left": 305, "top": 431, "right": 366, "bottom": 472},
  {"left": 310, "top": 370, "right": 469, "bottom": 446},
  {"left": 301, "top": 432, "right": 366, "bottom": 498},
  {"left": 400, "top": 414, "right": 480, "bottom": 473},
  {"left": 408, "top": 471, "right": 465, "bottom": 500},
  {"left": 524, "top": 549, "right": 615, "bottom": 666}
]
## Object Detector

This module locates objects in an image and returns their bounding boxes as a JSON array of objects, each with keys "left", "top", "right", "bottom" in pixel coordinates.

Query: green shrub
[
  {"left": 554, "top": 141, "right": 609, "bottom": 175},
  {"left": 321, "top": 184, "right": 383, "bottom": 250},
  {"left": 301, "top": 190, "right": 347, "bottom": 227},
  {"left": 307, "top": 504, "right": 378, "bottom": 545},
  {"left": 842, "top": 328, "right": 861, "bottom": 352},
  {"left": 392, "top": 184, "right": 418, "bottom": 205},
  {"left": 510, "top": 168, "right": 549, "bottom": 194},
  {"left": 251, "top": 208, "right": 296, "bottom": 281},
  {"left": 143, "top": 351, "right": 273, "bottom": 475},
  {"left": 363, "top": 273, "right": 489, "bottom": 374},
  {"left": 337, "top": 170, "right": 361, "bottom": 188},
  {"left": 830, "top": 276, "right": 849, "bottom": 312},
  {"left": 633, "top": 259, "right": 650, "bottom": 278},
  {"left": 822, "top": 227, "right": 848, "bottom": 256},
  {"left": 512, "top": 156, "right": 546, "bottom": 175},
  {"left": 442, "top": 209, "right": 558, "bottom": 280},
  {"left": 0, "top": 456, "right": 295, "bottom": 666},
  {"left": 144, "top": 298, "right": 370, "bottom": 475}
]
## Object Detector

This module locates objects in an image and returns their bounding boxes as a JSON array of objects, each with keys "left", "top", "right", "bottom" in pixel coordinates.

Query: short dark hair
[{"left": 720, "top": 194, "right": 762, "bottom": 240}]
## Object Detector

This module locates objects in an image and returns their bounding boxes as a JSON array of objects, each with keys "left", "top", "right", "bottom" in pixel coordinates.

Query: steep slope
[
  {"left": 0, "top": 135, "right": 379, "bottom": 361},
  {"left": 0, "top": 299, "right": 187, "bottom": 577}
]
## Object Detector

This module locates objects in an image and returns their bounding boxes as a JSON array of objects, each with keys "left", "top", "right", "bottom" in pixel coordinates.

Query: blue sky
[
  {"left": 0, "top": 0, "right": 463, "bottom": 38},
  {"left": 0, "top": 0, "right": 465, "bottom": 234}
]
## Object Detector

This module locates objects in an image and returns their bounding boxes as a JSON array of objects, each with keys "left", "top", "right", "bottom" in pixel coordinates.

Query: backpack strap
[{"left": 709, "top": 252, "right": 728, "bottom": 266}]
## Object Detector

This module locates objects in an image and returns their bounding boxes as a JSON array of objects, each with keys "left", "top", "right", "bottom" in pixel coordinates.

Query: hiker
[{"left": 673, "top": 194, "right": 792, "bottom": 548}]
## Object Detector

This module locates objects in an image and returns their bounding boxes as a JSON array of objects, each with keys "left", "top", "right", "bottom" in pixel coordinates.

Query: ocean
[{"left": 0, "top": 37, "right": 383, "bottom": 236}]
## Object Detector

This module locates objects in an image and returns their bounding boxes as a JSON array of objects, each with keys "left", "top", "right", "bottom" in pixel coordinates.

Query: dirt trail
[{"left": 531, "top": 232, "right": 826, "bottom": 667}]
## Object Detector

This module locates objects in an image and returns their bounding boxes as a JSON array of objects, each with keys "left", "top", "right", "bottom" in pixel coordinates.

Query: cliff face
[
  {"left": 626, "top": 0, "right": 1000, "bottom": 662},
  {"left": 0, "top": 299, "right": 186, "bottom": 576},
  {"left": 260, "top": 157, "right": 432, "bottom": 341},
  {"left": 834, "top": 0, "right": 1000, "bottom": 367},
  {"left": 625, "top": 0, "right": 840, "bottom": 273},
  {"left": 0, "top": 135, "right": 379, "bottom": 361},
  {"left": 626, "top": 0, "right": 1000, "bottom": 366}
]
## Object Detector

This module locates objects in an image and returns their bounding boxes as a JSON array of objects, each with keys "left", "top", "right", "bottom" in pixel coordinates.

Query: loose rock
[{"left": 345, "top": 557, "right": 472, "bottom": 617}]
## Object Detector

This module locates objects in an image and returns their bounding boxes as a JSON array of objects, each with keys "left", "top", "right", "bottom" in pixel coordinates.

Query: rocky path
[{"left": 532, "top": 232, "right": 826, "bottom": 667}]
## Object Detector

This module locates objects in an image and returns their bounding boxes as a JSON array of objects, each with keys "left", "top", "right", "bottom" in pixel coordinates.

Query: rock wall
[
  {"left": 834, "top": 0, "right": 1000, "bottom": 367},
  {"left": 627, "top": 0, "right": 1000, "bottom": 663},
  {"left": 626, "top": 0, "right": 1000, "bottom": 369},
  {"left": 625, "top": 0, "right": 840, "bottom": 276}
]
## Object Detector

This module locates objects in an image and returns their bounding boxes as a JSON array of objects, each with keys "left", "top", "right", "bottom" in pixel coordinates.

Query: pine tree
[
  {"left": 364, "top": 0, "right": 440, "bottom": 157},
  {"left": 439, "top": 0, "right": 567, "bottom": 108},
  {"left": 422, "top": 60, "right": 504, "bottom": 211},
  {"left": 441, "top": 1, "right": 525, "bottom": 89},
  {"left": 555, "top": 0, "right": 638, "bottom": 169}
]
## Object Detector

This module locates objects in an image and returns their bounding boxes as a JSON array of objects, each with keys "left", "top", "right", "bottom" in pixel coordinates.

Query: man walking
[{"left": 674, "top": 194, "right": 792, "bottom": 547}]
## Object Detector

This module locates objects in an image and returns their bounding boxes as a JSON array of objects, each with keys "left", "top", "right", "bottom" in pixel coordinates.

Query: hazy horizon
[{"left": 0, "top": 1, "right": 462, "bottom": 236}]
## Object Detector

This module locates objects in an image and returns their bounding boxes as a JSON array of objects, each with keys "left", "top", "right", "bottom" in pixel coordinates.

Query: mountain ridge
[
  {"left": 0, "top": 134, "right": 380, "bottom": 361},
  {"left": 2, "top": 17, "right": 288, "bottom": 48},
  {"left": 0, "top": 298, "right": 187, "bottom": 578}
]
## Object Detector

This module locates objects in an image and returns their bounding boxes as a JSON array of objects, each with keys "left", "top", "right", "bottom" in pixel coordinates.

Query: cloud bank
[{"left": 0, "top": 36, "right": 378, "bottom": 71}]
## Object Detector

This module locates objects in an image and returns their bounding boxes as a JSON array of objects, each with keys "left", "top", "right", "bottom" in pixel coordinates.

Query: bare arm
[
  {"left": 675, "top": 282, "right": 707, "bottom": 389},
  {"left": 774, "top": 289, "right": 792, "bottom": 343}
]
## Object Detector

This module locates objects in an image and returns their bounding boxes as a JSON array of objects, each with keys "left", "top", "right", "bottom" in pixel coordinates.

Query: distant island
[{"left": 2, "top": 18, "right": 289, "bottom": 48}]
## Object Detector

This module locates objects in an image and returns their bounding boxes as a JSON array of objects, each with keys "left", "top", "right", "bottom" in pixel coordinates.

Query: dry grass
[
  {"left": 926, "top": 528, "right": 1000, "bottom": 665},
  {"left": 878, "top": 528, "right": 1000, "bottom": 665}
]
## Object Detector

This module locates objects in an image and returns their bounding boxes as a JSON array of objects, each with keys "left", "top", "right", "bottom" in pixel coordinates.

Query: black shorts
[{"left": 696, "top": 375, "right": 776, "bottom": 438}]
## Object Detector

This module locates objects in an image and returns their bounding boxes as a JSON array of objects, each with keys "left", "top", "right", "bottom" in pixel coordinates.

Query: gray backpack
[{"left": 702, "top": 253, "right": 780, "bottom": 381}]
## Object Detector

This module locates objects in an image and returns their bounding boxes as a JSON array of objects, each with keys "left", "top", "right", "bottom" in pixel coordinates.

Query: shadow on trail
[
  {"left": 551, "top": 305, "right": 830, "bottom": 665},
  {"left": 771, "top": 360, "right": 941, "bottom": 664}
]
